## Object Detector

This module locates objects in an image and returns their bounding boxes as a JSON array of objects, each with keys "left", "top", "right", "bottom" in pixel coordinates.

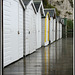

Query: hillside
[{"left": 43, "top": 0, "right": 73, "bottom": 20}]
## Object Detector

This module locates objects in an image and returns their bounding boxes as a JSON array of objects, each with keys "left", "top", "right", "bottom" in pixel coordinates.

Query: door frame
[{"left": 0, "top": 0, "right": 3, "bottom": 74}]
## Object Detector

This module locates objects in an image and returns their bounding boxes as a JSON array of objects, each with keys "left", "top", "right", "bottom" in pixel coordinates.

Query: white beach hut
[
  {"left": 3, "top": 0, "right": 25, "bottom": 67},
  {"left": 57, "top": 16, "right": 60, "bottom": 40},
  {"left": 45, "top": 9, "right": 56, "bottom": 43},
  {"left": 59, "top": 19, "right": 62, "bottom": 39},
  {"left": 33, "top": 0, "right": 45, "bottom": 49},
  {"left": 23, "top": 0, "right": 37, "bottom": 55},
  {"left": 41, "top": 10, "right": 50, "bottom": 46}
]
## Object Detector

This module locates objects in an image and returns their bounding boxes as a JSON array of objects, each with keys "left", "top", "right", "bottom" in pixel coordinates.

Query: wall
[{"left": 41, "top": 18, "right": 45, "bottom": 46}]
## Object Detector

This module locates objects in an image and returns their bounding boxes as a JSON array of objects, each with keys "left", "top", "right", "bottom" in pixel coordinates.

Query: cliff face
[{"left": 48, "top": 0, "right": 73, "bottom": 20}]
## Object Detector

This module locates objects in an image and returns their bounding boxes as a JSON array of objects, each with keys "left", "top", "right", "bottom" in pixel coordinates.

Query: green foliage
[
  {"left": 43, "top": 3, "right": 61, "bottom": 16},
  {"left": 66, "top": 11, "right": 72, "bottom": 15},
  {"left": 42, "top": 0, "right": 48, "bottom": 6},
  {"left": 67, "top": 19, "right": 73, "bottom": 30},
  {"left": 55, "top": 7, "right": 61, "bottom": 16}
]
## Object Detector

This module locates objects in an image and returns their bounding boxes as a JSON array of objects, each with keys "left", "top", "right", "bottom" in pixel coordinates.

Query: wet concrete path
[{"left": 3, "top": 38, "right": 73, "bottom": 75}]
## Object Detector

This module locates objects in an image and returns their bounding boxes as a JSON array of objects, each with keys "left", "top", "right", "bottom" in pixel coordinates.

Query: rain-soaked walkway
[{"left": 3, "top": 38, "right": 73, "bottom": 75}]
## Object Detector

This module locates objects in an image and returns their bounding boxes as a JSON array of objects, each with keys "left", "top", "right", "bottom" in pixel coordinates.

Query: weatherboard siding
[
  {"left": 25, "top": 4, "right": 36, "bottom": 55},
  {"left": 3, "top": 0, "right": 24, "bottom": 67},
  {"left": 50, "top": 17, "right": 54, "bottom": 43}
]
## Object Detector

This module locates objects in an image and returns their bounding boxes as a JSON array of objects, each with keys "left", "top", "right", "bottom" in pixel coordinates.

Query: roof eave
[
  {"left": 19, "top": 0, "right": 25, "bottom": 9},
  {"left": 38, "top": 1, "right": 45, "bottom": 16}
]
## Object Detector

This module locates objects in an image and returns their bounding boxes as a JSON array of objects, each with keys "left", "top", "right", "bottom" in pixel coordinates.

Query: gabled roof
[
  {"left": 33, "top": 0, "right": 42, "bottom": 1},
  {"left": 34, "top": 2, "right": 41, "bottom": 12},
  {"left": 23, "top": 0, "right": 37, "bottom": 13},
  {"left": 44, "top": 8, "right": 56, "bottom": 18},
  {"left": 19, "top": 0, "right": 25, "bottom": 9},
  {"left": 23, "top": 0, "right": 31, "bottom": 6},
  {"left": 33, "top": 0, "right": 45, "bottom": 16}
]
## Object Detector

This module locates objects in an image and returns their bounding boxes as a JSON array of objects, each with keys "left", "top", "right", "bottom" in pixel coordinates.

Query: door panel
[
  {"left": 3, "top": 0, "right": 11, "bottom": 66},
  {"left": 11, "top": 0, "right": 18, "bottom": 62},
  {"left": 18, "top": 2, "right": 23, "bottom": 58}
]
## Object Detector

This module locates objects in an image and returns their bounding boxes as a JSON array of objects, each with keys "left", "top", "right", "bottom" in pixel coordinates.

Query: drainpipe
[{"left": 0, "top": 0, "right": 3, "bottom": 75}]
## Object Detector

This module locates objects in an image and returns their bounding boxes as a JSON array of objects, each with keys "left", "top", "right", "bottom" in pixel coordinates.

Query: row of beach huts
[{"left": 3, "top": 0, "right": 65, "bottom": 67}]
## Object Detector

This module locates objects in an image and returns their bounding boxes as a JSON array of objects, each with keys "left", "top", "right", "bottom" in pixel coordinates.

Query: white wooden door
[
  {"left": 50, "top": 18, "right": 53, "bottom": 43},
  {"left": 18, "top": 1, "right": 23, "bottom": 58},
  {"left": 25, "top": 9, "right": 30, "bottom": 55},
  {"left": 3, "top": 0, "right": 11, "bottom": 66},
  {"left": 57, "top": 21, "right": 59, "bottom": 40},
  {"left": 3, "top": 0, "right": 23, "bottom": 66},
  {"left": 60, "top": 23, "right": 62, "bottom": 38},
  {"left": 29, "top": 7, "right": 33, "bottom": 54},
  {"left": 37, "top": 12, "right": 41, "bottom": 49},
  {"left": 38, "top": 12, "right": 41, "bottom": 48},
  {"left": 41, "top": 18, "right": 45, "bottom": 46},
  {"left": 11, "top": 0, "right": 19, "bottom": 62},
  {"left": 33, "top": 12, "right": 36, "bottom": 51},
  {"left": 29, "top": 6, "right": 36, "bottom": 54},
  {"left": 54, "top": 19, "right": 56, "bottom": 41}
]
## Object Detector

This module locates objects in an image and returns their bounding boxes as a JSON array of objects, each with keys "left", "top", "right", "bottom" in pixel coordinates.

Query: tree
[{"left": 42, "top": 0, "right": 48, "bottom": 6}]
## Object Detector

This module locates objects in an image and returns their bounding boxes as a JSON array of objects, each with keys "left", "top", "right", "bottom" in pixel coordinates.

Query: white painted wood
[
  {"left": 41, "top": 15, "right": 49, "bottom": 46},
  {"left": 3, "top": 0, "right": 11, "bottom": 66},
  {"left": 53, "top": 19, "right": 56, "bottom": 41},
  {"left": 0, "top": 0, "right": 2, "bottom": 74},
  {"left": 57, "top": 20, "right": 60, "bottom": 40},
  {"left": 25, "top": 1, "right": 36, "bottom": 55},
  {"left": 50, "top": 17, "right": 54, "bottom": 43},
  {"left": 18, "top": 1, "right": 23, "bottom": 59},
  {"left": 36, "top": 11, "right": 41, "bottom": 49},
  {"left": 60, "top": 23, "right": 62, "bottom": 38},
  {"left": 41, "top": 18, "right": 45, "bottom": 46},
  {"left": 45, "top": 15, "right": 49, "bottom": 46},
  {"left": 3, "top": 0, "right": 24, "bottom": 66}
]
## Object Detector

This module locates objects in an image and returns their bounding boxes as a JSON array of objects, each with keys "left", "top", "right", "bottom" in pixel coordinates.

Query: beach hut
[
  {"left": 33, "top": 0, "right": 45, "bottom": 49},
  {"left": 60, "top": 22, "right": 62, "bottom": 39},
  {"left": 53, "top": 13, "right": 56, "bottom": 41},
  {"left": 3, "top": 0, "right": 25, "bottom": 66},
  {"left": 41, "top": 10, "right": 50, "bottom": 46},
  {"left": 23, "top": 0, "right": 37, "bottom": 55},
  {"left": 59, "top": 19, "right": 62, "bottom": 39},
  {"left": 44, "top": 9, "right": 56, "bottom": 43},
  {"left": 57, "top": 16, "right": 60, "bottom": 40}
]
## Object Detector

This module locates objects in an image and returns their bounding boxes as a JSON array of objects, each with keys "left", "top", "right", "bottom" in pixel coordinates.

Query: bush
[
  {"left": 67, "top": 19, "right": 73, "bottom": 30},
  {"left": 66, "top": 11, "right": 72, "bottom": 15},
  {"left": 44, "top": 4, "right": 61, "bottom": 16},
  {"left": 42, "top": 0, "right": 61, "bottom": 16}
]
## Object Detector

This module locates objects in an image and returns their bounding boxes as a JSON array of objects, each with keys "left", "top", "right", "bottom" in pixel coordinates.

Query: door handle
[
  {"left": 18, "top": 31, "right": 20, "bottom": 34},
  {"left": 29, "top": 31, "right": 30, "bottom": 34}
]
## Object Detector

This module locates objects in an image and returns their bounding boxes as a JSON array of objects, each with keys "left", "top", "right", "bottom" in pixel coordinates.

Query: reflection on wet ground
[{"left": 3, "top": 38, "right": 73, "bottom": 75}]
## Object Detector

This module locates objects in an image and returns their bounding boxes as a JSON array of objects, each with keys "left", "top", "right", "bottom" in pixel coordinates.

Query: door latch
[
  {"left": 29, "top": 31, "right": 30, "bottom": 34},
  {"left": 18, "top": 31, "right": 20, "bottom": 34}
]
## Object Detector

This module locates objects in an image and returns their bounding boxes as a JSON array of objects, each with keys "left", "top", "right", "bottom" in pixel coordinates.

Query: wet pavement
[{"left": 3, "top": 38, "right": 73, "bottom": 75}]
